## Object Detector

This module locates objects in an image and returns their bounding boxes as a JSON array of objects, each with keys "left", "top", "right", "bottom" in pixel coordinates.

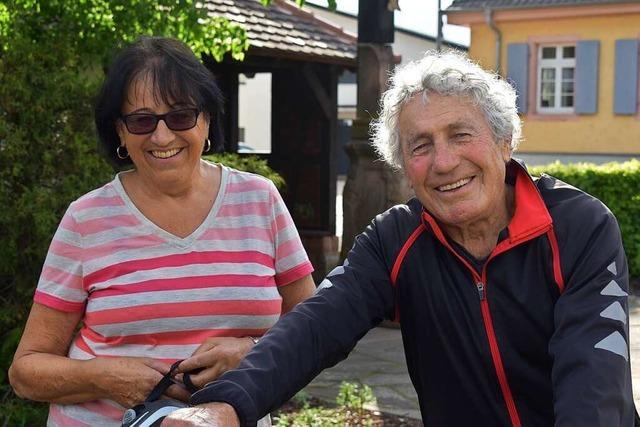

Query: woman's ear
[{"left": 116, "top": 120, "right": 126, "bottom": 143}]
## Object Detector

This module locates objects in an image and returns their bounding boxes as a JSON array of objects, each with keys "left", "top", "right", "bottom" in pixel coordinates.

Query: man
[{"left": 164, "top": 51, "right": 635, "bottom": 426}]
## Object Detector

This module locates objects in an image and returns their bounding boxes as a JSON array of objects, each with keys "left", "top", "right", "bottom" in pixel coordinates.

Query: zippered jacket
[{"left": 192, "top": 160, "right": 634, "bottom": 427}]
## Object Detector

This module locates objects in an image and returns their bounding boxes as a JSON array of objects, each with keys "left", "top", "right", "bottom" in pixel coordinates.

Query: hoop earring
[
  {"left": 203, "top": 138, "right": 211, "bottom": 153},
  {"left": 116, "top": 145, "right": 129, "bottom": 160}
]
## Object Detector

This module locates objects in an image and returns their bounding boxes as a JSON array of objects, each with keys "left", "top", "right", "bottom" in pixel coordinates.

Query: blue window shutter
[
  {"left": 614, "top": 39, "right": 639, "bottom": 115},
  {"left": 575, "top": 40, "right": 599, "bottom": 114},
  {"left": 507, "top": 43, "right": 529, "bottom": 114}
]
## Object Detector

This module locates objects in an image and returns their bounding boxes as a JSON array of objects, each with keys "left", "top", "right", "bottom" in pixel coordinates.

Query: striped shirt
[{"left": 34, "top": 163, "right": 313, "bottom": 426}]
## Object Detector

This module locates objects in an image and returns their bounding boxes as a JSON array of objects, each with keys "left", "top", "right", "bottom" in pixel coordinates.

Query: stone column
[{"left": 340, "top": 44, "right": 412, "bottom": 260}]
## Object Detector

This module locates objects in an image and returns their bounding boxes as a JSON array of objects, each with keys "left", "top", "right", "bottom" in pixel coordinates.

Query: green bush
[
  {"left": 529, "top": 160, "right": 640, "bottom": 278},
  {"left": 274, "top": 381, "right": 376, "bottom": 427},
  {"left": 0, "top": 30, "right": 115, "bottom": 385},
  {"left": 204, "top": 153, "right": 285, "bottom": 190}
]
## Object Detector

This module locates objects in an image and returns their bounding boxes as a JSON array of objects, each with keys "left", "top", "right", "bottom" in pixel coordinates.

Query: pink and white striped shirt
[{"left": 34, "top": 163, "right": 313, "bottom": 426}]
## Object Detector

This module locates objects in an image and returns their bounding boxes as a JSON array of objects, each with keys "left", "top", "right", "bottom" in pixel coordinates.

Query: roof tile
[{"left": 204, "top": 0, "right": 356, "bottom": 64}]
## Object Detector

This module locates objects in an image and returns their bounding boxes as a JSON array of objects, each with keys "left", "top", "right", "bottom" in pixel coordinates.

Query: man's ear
[{"left": 501, "top": 140, "right": 512, "bottom": 163}]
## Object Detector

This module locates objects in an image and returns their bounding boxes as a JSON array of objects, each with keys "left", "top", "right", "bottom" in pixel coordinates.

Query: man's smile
[{"left": 436, "top": 176, "right": 474, "bottom": 192}]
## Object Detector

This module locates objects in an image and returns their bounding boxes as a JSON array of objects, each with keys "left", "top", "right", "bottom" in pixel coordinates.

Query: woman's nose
[{"left": 149, "top": 119, "right": 175, "bottom": 145}]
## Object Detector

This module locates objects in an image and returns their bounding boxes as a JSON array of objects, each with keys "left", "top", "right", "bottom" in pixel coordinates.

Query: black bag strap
[
  {"left": 145, "top": 360, "right": 183, "bottom": 402},
  {"left": 182, "top": 368, "right": 203, "bottom": 394}
]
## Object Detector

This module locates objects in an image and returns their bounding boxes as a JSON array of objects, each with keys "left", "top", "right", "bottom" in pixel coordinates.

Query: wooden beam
[{"left": 302, "top": 64, "right": 333, "bottom": 119}]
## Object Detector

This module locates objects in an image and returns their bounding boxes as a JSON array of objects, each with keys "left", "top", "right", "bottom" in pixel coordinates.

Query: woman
[{"left": 8, "top": 36, "right": 315, "bottom": 426}]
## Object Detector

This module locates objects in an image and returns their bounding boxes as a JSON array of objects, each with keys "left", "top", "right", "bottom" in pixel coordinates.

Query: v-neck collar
[{"left": 112, "top": 160, "right": 228, "bottom": 248}]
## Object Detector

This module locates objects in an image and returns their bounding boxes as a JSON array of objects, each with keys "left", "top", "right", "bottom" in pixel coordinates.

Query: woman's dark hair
[{"left": 95, "top": 36, "right": 225, "bottom": 166}]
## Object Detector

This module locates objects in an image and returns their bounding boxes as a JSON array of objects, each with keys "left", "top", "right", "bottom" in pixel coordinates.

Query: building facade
[{"left": 447, "top": 0, "right": 640, "bottom": 164}]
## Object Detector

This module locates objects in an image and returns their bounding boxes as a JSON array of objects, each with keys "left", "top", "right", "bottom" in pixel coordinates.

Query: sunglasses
[{"left": 120, "top": 108, "right": 199, "bottom": 135}]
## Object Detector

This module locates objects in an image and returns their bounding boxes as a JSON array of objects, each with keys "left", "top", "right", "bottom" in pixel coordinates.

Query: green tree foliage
[
  {"left": 0, "top": 1, "right": 250, "bottom": 62},
  {"left": 0, "top": 0, "right": 251, "bottom": 330},
  {"left": 530, "top": 160, "right": 640, "bottom": 278}
]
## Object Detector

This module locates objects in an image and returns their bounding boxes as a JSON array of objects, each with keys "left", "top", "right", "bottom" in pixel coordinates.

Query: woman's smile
[{"left": 149, "top": 147, "right": 184, "bottom": 159}]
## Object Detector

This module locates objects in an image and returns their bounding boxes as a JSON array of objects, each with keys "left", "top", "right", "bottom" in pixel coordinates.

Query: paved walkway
[{"left": 304, "top": 295, "right": 640, "bottom": 422}]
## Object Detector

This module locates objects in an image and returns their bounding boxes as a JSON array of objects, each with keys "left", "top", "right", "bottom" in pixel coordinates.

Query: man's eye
[
  {"left": 454, "top": 133, "right": 471, "bottom": 139},
  {"left": 411, "top": 143, "right": 430, "bottom": 155}
]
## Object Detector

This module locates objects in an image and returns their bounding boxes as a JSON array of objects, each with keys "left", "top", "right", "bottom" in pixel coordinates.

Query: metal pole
[{"left": 436, "top": 0, "right": 443, "bottom": 51}]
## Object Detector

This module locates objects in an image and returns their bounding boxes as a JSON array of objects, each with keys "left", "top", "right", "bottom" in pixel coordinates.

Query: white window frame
[{"left": 537, "top": 45, "right": 576, "bottom": 114}]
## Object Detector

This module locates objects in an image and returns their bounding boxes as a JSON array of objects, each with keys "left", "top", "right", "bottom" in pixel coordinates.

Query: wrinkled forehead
[{"left": 398, "top": 93, "right": 486, "bottom": 131}]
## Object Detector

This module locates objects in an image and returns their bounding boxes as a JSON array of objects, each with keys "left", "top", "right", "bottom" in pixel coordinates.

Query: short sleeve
[
  {"left": 34, "top": 203, "right": 87, "bottom": 312},
  {"left": 268, "top": 182, "right": 313, "bottom": 286}
]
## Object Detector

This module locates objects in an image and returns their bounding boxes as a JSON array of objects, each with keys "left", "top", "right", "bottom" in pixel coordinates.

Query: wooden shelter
[{"left": 203, "top": 0, "right": 357, "bottom": 279}]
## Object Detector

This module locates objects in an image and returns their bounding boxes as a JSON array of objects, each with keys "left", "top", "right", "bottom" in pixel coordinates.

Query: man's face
[{"left": 398, "top": 93, "right": 511, "bottom": 230}]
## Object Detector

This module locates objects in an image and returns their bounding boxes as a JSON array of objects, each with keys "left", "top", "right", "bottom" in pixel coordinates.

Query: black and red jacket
[{"left": 193, "top": 161, "right": 634, "bottom": 426}]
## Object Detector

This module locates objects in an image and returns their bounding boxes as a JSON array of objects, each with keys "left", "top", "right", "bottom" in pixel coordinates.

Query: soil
[{"left": 273, "top": 396, "right": 423, "bottom": 427}]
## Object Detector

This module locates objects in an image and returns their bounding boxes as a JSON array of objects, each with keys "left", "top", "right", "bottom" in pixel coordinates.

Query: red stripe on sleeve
[{"left": 34, "top": 291, "right": 85, "bottom": 312}]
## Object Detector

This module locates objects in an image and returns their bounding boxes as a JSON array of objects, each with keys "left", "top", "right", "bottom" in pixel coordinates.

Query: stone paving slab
[
  {"left": 305, "top": 295, "right": 640, "bottom": 422},
  {"left": 305, "top": 327, "right": 422, "bottom": 420}
]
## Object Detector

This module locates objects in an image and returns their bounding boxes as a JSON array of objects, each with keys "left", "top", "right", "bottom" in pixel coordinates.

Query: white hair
[{"left": 370, "top": 50, "right": 522, "bottom": 169}]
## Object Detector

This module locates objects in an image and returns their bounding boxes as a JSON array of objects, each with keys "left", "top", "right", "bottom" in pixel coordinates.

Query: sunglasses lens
[
  {"left": 166, "top": 109, "right": 197, "bottom": 131},
  {"left": 126, "top": 115, "right": 157, "bottom": 134},
  {"left": 122, "top": 109, "right": 198, "bottom": 134}
]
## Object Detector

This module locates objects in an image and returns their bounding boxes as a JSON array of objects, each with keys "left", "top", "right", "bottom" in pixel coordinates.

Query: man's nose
[{"left": 431, "top": 140, "right": 460, "bottom": 174}]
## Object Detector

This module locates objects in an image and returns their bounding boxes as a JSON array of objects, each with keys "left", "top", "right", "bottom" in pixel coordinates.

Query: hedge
[{"left": 529, "top": 160, "right": 640, "bottom": 278}]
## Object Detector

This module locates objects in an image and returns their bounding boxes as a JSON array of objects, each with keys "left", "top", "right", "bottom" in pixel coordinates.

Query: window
[
  {"left": 508, "top": 40, "right": 599, "bottom": 117},
  {"left": 537, "top": 45, "right": 576, "bottom": 113}
]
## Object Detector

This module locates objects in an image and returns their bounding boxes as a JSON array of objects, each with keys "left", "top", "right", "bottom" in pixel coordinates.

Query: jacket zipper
[
  {"left": 478, "top": 263, "right": 522, "bottom": 427},
  {"left": 420, "top": 209, "right": 553, "bottom": 427},
  {"left": 441, "top": 245, "right": 523, "bottom": 427}
]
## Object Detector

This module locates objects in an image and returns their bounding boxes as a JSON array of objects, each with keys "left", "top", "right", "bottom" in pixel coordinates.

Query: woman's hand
[
  {"left": 175, "top": 337, "right": 254, "bottom": 389},
  {"left": 9, "top": 303, "right": 190, "bottom": 407},
  {"left": 92, "top": 356, "right": 191, "bottom": 408}
]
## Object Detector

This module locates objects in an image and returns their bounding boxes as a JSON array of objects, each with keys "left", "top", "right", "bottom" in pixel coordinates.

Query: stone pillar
[
  {"left": 301, "top": 235, "right": 340, "bottom": 284},
  {"left": 340, "top": 44, "right": 413, "bottom": 260}
]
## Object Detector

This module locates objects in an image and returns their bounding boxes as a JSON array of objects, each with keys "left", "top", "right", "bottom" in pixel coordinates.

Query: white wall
[
  {"left": 238, "top": 73, "right": 272, "bottom": 153},
  {"left": 304, "top": 5, "right": 442, "bottom": 64}
]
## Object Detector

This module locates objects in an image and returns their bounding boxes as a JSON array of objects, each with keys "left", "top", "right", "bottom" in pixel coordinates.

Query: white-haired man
[{"left": 164, "top": 51, "right": 636, "bottom": 427}]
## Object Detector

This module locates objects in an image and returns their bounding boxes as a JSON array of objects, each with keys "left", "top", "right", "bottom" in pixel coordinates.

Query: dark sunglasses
[{"left": 120, "top": 108, "right": 199, "bottom": 135}]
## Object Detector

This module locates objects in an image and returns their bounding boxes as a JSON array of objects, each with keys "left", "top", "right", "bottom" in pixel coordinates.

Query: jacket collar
[{"left": 420, "top": 159, "right": 552, "bottom": 248}]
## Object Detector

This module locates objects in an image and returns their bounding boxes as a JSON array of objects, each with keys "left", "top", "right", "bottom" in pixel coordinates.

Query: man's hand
[{"left": 161, "top": 403, "right": 240, "bottom": 426}]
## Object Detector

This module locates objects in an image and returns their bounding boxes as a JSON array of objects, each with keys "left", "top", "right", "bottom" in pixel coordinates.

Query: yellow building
[{"left": 446, "top": 0, "right": 640, "bottom": 164}]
